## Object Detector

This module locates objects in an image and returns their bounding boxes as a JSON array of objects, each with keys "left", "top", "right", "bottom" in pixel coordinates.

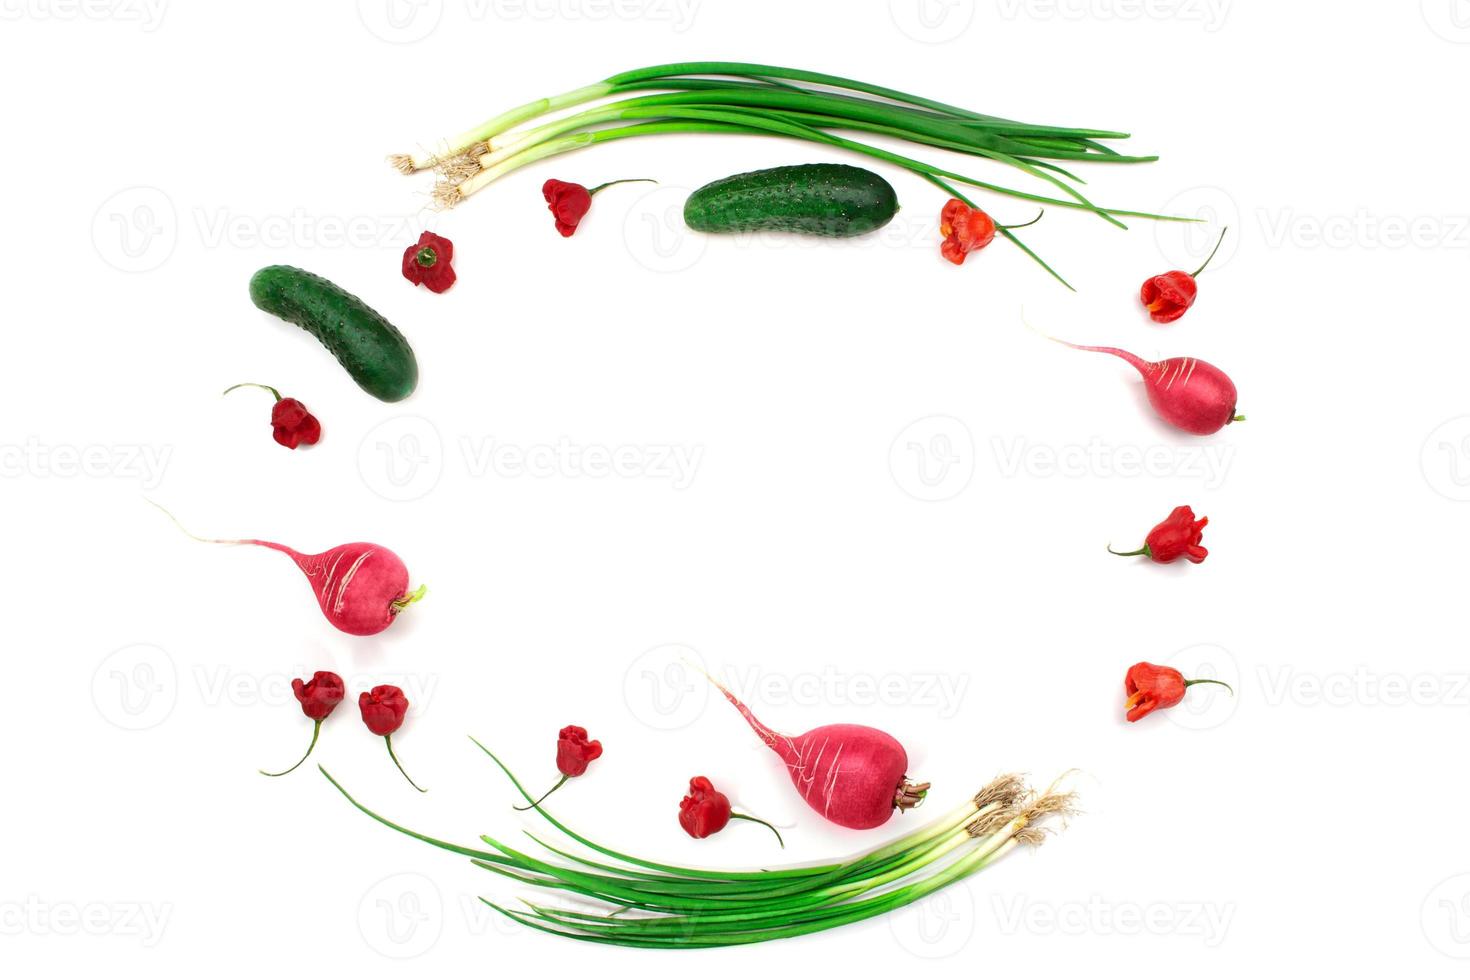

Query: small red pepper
[
  {"left": 223, "top": 383, "right": 321, "bottom": 449},
  {"left": 359, "top": 685, "right": 425, "bottom": 792},
  {"left": 1110, "top": 505, "right": 1208, "bottom": 564},
  {"left": 1124, "top": 662, "right": 1233, "bottom": 722},
  {"left": 938, "top": 198, "right": 996, "bottom": 265},
  {"left": 260, "top": 670, "right": 345, "bottom": 777},
  {"left": 678, "top": 776, "right": 784, "bottom": 847},
  {"left": 516, "top": 725, "right": 603, "bottom": 810},
  {"left": 541, "top": 178, "right": 655, "bottom": 237},
  {"left": 402, "top": 231, "right": 456, "bottom": 293},
  {"left": 1140, "top": 227, "right": 1227, "bottom": 323}
]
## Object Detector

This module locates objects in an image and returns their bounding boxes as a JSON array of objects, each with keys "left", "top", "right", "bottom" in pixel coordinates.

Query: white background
[{"left": 4, "top": 0, "right": 1470, "bottom": 974}]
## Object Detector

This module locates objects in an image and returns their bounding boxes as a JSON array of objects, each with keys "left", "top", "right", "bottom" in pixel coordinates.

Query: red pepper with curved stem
[
  {"left": 223, "top": 383, "right": 321, "bottom": 449},
  {"left": 1140, "top": 227, "right": 1227, "bottom": 323},
  {"left": 260, "top": 670, "right": 344, "bottom": 777},
  {"left": 1110, "top": 506, "right": 1208, "bottom": 564},
  {"left": 360, "top": 685, "right": 425, "bottom": 792},
  {"left": 515, "top": 725, "right": 602, "bottom": 810},
  {"left": 401, "top": 231, "right": 456, "bottom": 293},
  {"left": 938, "top": 198, "right": 1042, "bottom": 265},
  {"left": 542, "top": 178, "right": 656, "bottom": 237},
  {"left": 678, "top": 776, "right": 784, "bottom": 847},
  {"left": 1124, "top": 662, "right": 1233, "bottom": 722}
]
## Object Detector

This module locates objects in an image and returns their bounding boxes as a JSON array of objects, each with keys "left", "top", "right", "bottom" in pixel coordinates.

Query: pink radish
[
  {"left": 704, "top": 674, "right": 928, "bottom": 831},
  {"left": 152, "top": 504, "right": 424, "bottom": 636},
  {"left": 1059, "top": 341, "right": 1244, "bottom": 435}
]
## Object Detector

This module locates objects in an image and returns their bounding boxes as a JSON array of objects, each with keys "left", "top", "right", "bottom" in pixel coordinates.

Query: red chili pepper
[
  {"left": 401, "top": 231, "right": 456, "bottom": 293},
  {"left": 223, "top": 383, "right": 321, "bottom": 449},
  {"left": 678, "top": 776, "right": 784, "bottom": 847},
  {"left": 541, "top": 178, "right": 655, "bottom": 237},
  {"left": 516, "top": 725, "right": 603, "bottom": 810},
  {"left": 1140, "top": 227, "right": 1227, "bottom": 323},
  {"left": 359, "top": 685, "right": 425, "bottom": 792},
  {"left": 1109, "top": 505, "right": 1208, "bottom": 564},
  {"left": 1124, "top": 662, "right": 1233, "bottom": 722},
  {"left": 938, "top": 198, "right": 996, "bottom": 265},
  {"left": 260, "top": 670, "right": 344, "bottom": 777}
]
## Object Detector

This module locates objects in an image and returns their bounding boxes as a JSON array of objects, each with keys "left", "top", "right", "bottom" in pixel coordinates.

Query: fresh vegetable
[
  {"left": 223, "top": 383, "right": 321, "bottom": 449},
  {"left": 321, "top": 747, "right": 1075, "bottom": 948},
  {"left": 401, "top": 231, "right": 456, "bottom": 293},
  {"left": 260, "top": 670, "right": 345, "bottom": 777},
  {"left": 938, "top": 198, "right": 1042, "bottom": 265},
  {"left": 1141, "top": 227, "right": 1227, "bottom": 323},
  {"left": 389, "top": 61, "right": 1186, "bottom": 285},
  {"left": 683, "top": 163, "right": 897, "bottom": 238},
  {"left": 151, "top": 503, "right": 426, "bottom": 637},
  {"left": 514, "top": 725, "right": 603, "bottom": 811},
  {"left": 679, "top": 776, "right": 783, "bottom": 847},
  {"left": 704, "top": 673, "right": 927, "bottom": 830},
  {"left": 1056, "top": 340, "right": 1243, "bottom": 435},
  {"left": 248, "top": 266, "right": 418, "bottom": 403},
  {"left": 360, "top": 685, "right": 425, "bottom": 792},
  {"left": 543, "top": 178, "right": 655, "bottom": 236},
  {"left": 1110, "top": 506, "right": 1209, "bottom": 564},
  {"left": 1125, "top": 662, "right": 1233, "bottom": 722}
]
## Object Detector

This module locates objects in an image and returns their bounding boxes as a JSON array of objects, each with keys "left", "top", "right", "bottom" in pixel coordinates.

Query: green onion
[
  {"left": 319, "top": 743, "right": 1077, "bottom": 948},
  {"left": 391, "top": 62, "right": 1182, "bottom": 283}
]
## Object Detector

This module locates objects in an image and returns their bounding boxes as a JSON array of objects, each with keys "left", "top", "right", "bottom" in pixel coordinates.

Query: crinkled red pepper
[
  {"left": 1140, "top": 227, "right": 1227, "bottom": 323},
  {"left": 360, "top": 685, "right": 425, "bottom": 792},
  {"left": 1124, "top": 662, "right": 1233, "bottom": 722},
  {"left": 516, "top": 725, "right": 603, "bottom": 811},
  {"left": 1110, "top": 505, "right": 1208, "bottom": 564},
  {"left": 402, "top": 231, "right": 456, "bottom": 293},
  {"left": 224, "top": 383, "right": 321, "bottom": 450},
  {"left": 260, "top": 670, "right": 344, "bottom": 777},
  {"left": 938, "top": 198, "right": 996, "bottom": 265},
  {"left": 542, "top": 178, "right": 655, "bottom": 237},
  {"left": 677, "top": 776, "right": 783, "bottom": 846}
]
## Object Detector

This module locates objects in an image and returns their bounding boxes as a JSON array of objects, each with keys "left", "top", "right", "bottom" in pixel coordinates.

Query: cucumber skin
[
  {"left": 249, "top": 266, "right": 418, "bottom": 403},
  {"left": 684, "top": 164, "right": 898, "bottom": 238}
]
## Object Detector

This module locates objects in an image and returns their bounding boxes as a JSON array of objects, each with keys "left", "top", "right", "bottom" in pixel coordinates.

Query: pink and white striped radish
[
  {"left": 1060, "top": 341, "right": 1244, "bottom": 435},
  {"left": 153, "top": 504, "right": 424, "bottom": 636},
  {"left": 706, "top": 675, "right": 928, "bottom": 831}
]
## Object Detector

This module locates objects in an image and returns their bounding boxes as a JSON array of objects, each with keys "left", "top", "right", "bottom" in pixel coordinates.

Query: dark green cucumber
[
  {"left": 683, "top": 163, "right": 898, "bottom": 238},
  {"left": 249, "top": 266, "right": 418, "bottom": 403}
]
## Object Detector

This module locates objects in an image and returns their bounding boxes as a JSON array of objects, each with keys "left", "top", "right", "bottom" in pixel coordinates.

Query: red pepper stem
[
  {"left": 587, "top": 178, "right": 657, "bottom": 195},
  {"left": 1183, "top": 678, "right": 1235, "bottom": 696},
  {"left": 1189, "top": 226, "right": 1228, "bottom": 278},
  {"left": 1107, "top": 544, "right": 1151, "bottom": 558},
  {"left": 259, "top": 718, "right": 321, "bottom": 777},
  {"left": 729, "top": 812, "right": 785, "bottom": 849},
  {"left": 997, "top": 209, "right": 1044, "bottom": 231},
  {"left": 385, "top": 734, "right": 427, "bottom": 793},
  {"left": 223, "top": 382, "right": 282, "bottom": 401},
  {"left": 513, "top": 774, "right": 569, "bottom": 811}
]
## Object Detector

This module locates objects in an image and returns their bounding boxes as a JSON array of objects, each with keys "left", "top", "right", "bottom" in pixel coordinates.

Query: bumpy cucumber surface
[
  {"left": 249, "top": 266, "right": 418, "bottom": 403},
  {"left": 683, "top": 163, "right": 899, "bottom": 238}
]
